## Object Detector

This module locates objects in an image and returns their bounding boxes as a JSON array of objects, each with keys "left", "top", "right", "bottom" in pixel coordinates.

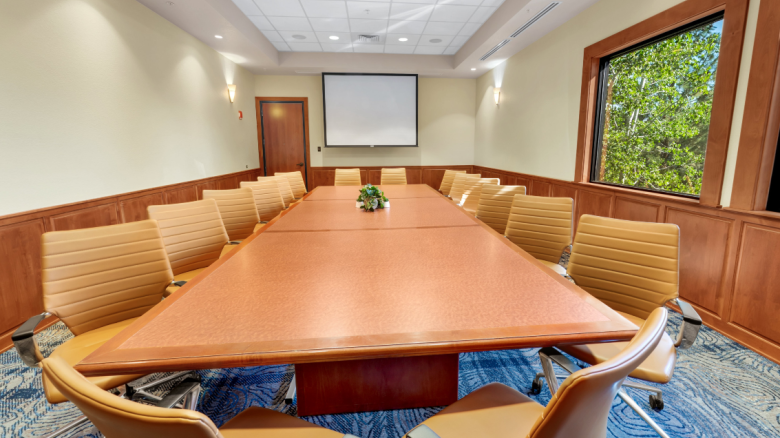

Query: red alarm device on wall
[{"left": 238, "top": 111, "right": 243, "bottom": 120}]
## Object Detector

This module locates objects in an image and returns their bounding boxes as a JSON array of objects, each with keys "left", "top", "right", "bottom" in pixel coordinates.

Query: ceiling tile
[
  {"left": 437, "top": 0, "right": 481, "bottom": 5},
  {"left": 315, "top": 31, "right": 352, "bottom": 42},
  {"left": 468, "top": 6, "right": 496, "bottom": 23},
  {"left": 288, "top": 42, "right": 324, "bottom": 51},
  {"left": 393, "top": 0, "right": 436, "bottom": 4},
  {"left": 349, "top": 19, "right": 388, "bottom": 33},
  {"left": 385, "top": 34, "right": 421, "bottom": 45},
  {"left": 267, "top": 16, "right": 313, "bottom": 30},
  {"left": 450, "top": 35, "right": 469, "bottom": 46},
  {"left": 387, "top": 20, "right": 427, "bottom": 34},
  {"left": 442, "top": 46, "right": 459, "bottom": 55},
  {"left": 414, "top": 45, "right": 446, "bottom": 54},
  {"left": 309, "top": 18, "right": 351, "bottom": 31},
  {"left": 352, "top": 44, "right": 385, "bottom": 53},
  {"left": 385, "top": 45, "right": 416, "bottom": 54},
  {"left": 457, "top": 22, "right": 480, "bottom": 35},
  {"left": 347, "top": 2, "right": 391, "bottom": 19},
  {"left": 261, "top": 30, "right": 285, "bottom": 42},
  {"left": 249, "top": 16, "right": 275, "bottom": 30},
  {"left": 422, "top": 21, "right": 463, "bottom": 35},
  {"left": 271, "top": 41, "right": 292, "bottom": 51},
  {"left": 479, "top": 0, "right": 505, "bottom": 6},
  {"left": 301, "top": 1, "right": 349, "bottom": 18},
  {"left": 278, "top": 30, "right": 318, "bottom": 42},
  {"left": 232, "top": 0, "right": 263, "bottom": 15},
  {"left": 430, "top": 5, "right": 477, "bottom": 22},
  {"left": 418, "top": 34, "right": 455, "bottom": 45},
  {"left": 320, "top": 43, "right": 354, "bottom": 52},
  {"left": 253, "top": 0, "right": 306, "bottom": 17},
  {"left": 389, "top": 4, "right": 433, "bottom": 21}
]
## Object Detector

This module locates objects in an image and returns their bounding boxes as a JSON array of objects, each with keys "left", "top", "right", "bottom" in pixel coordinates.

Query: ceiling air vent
[
  {"left": 480, "top": 39, "right": 511, "bottom": 61},
  {"left": 358, "top": 35, "right": 380, "bottom": 43},
  {"left": 510, "top": 2, "right": 560, "bottom": 38}
]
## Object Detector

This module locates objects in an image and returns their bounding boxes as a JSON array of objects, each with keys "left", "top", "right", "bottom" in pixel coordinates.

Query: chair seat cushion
[
  {"left": 220, "top": 406, "right": 344, "bottom": 437},
  {"left": 538, "top": 260, "right": 567, "bottom": 276},
  {"left": 43, "top": 318, "right": 144, "bottom": 404},
  {"left": 558, "top": 311, "right": 677, "bottom": 383},
  {"left": 404, "top": 383, "right": 543, "bottom": 438},
  {"left": 165, "top": 268, "right": 206, "bottom": 296},
  {"left": 254, "top": 223, "right": 264, "bottom": 232}
]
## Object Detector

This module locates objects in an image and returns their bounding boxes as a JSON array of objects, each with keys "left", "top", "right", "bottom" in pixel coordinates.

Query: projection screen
[{"left": 323, "top": 73, "right": 418, "bottom": 147}]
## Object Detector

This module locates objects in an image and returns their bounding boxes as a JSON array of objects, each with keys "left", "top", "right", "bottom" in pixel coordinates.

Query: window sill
[{"left": 574, "top": 182, "right": 714, "bottom": 207}]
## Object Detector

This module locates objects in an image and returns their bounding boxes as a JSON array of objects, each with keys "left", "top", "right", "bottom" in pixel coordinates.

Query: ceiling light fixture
[
  {"left": 215, "top": 35, "right": 223, "bottom": 39},
  {"left": 398, "top": 37, "right": 408, "bottom": 42},
  {"left": 429, "top": 38, "right": 442, "bottom": 44},
  {"left": 292, "top": 34, "right": 307, "bottom": 40},
  {"left": 329, "top": 36, "right": 339, "bottom": 40}
]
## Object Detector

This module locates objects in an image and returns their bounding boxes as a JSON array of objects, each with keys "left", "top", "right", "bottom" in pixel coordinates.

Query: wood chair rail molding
[
  {"left": 574, "top": 0, "right": 750, "bottom": 208},
  {"left": 0, "top": 168, "right": 264, "bottom": 352},
  {"left": 730, "top": 0, "right": 780, "bottom": 210},
  {"left": 473, "top": 164, "right": 780, "bottom": 366}
]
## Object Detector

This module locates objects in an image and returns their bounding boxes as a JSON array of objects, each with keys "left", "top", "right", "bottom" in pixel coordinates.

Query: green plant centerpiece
[{"left": 357, "top": 184, "right": 389, "bottom": 212}]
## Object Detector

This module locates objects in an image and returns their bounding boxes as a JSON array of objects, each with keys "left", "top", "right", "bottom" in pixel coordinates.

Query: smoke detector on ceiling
[{"left": 358, "top": 35, "right": 380, "bottom": 43}]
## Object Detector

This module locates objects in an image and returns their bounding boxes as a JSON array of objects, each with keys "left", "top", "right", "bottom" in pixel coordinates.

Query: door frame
[{"left": 255, "top": 97, "right": 312, "bottom": 190}]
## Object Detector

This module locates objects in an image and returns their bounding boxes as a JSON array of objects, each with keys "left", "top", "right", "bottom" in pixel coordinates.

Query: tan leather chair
[
  {"left": 460, "top": 178, "right": 500, "bottom": 215},
  {"left": 147, "top": 199, "right": 230, "bottom": 296},
  {"left": 475, "top": 185, "right": 527, "bottom": 234},
  {"left": 405, "top": 308, "right": 669, "bottom": 438},
  {"left": 334, "top": 168, "right": 362, "bottom": 186},
  {"left": 532, "top": 215, "right": 702, "bottom": 438},
  {"left": 240, "top": 180, "right": 286, "bottom": 223},
  {"left": 448, "top": 173, "right": 479, "bottom": 205},
  {"left": 202, "top": 188, "right": 260, "bottom": 241},
  {"left": 380, "top": 168, "right": 407, "bottom": 185},
  {"left": 504, "top": 194, "right": 573, "bottom": 276},
  {"left": 41, "top": 355, "right": 356, "bottom": 438},
  {"left": 275, "top": 171, "right": 307, "bottom": 199},
  {"left": 13, "top": 221, "right": 190, "bottom": 437},
  {"left": 259, "top": 176, "right": 295, "bottom": 207},
  {"left": 439, "top": 170, "right": 466, "bottom": 197}
]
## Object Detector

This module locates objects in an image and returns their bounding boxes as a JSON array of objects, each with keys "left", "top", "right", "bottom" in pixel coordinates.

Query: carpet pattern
[{"left": 2, "top": 312, "right": 779, "bottom": 437}]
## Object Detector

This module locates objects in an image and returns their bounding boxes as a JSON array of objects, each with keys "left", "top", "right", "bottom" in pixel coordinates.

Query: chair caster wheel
[
  {"left": 649, "top": 394, "right": 664, "bottom": 411},
  {"left": 530, "top": 380, "right": 542, "bottom": 395}
]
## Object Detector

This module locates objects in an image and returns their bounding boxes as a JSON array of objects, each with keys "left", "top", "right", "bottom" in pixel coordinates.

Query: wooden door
[{"left": 259, "top": 101, "right": 308, "bottom": 181}]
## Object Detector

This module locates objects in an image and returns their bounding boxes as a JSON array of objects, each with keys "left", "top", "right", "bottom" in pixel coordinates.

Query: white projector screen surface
[{"left": 323, "top": 74, "right": 417, "bottom": 147}]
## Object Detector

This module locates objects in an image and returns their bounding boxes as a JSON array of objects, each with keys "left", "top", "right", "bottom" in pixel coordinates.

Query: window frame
[{"left": 574, "top": 0, "right": 750, "bottom": 207}]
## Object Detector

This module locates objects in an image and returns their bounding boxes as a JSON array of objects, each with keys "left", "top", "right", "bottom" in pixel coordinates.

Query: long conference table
[{"left": 76, "top": 184, "right": 637, "bottom": 416}]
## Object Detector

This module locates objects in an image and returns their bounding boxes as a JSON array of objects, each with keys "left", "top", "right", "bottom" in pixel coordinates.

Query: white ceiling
[
  {"left": 231, "top": 0, "right": 506, "bottom": 55},
  {"left": 137, "top": 0, "right": 600, "bottom": 77}
]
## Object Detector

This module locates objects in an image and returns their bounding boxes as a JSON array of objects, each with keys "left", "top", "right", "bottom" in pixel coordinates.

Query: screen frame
[{"left": 322, "top": 72, "right": 419, "bottom": 148}]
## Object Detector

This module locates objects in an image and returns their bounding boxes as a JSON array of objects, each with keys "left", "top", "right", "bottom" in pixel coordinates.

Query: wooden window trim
[
  {"left": 574, "top": 0, "right": 750, "bottom": 207},
  {"left": 730, "top": 0, "right": 780, "bottom": 211}
]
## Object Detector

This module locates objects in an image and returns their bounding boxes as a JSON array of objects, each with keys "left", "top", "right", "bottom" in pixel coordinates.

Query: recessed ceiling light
[
  {"left": 429, "top": 38, "right": 442, "bottom": 44},
  {"left": 292, "top": 34, "right": 307, "bottom": 40},
  {"left": 471, "top": 68, "right": 476, "bottom": 71},
  {"left": 398, "top": 37, "right": 408, "bottom": 42},
  {"left": 329, "top": 35, "right": 339, "bottom": 40},
  {"left": 215, "top": 35, "right": 223, "bottom": 39}
]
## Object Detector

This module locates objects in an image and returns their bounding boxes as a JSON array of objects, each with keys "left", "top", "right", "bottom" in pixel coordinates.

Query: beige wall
[
  {"left": 0, "top": 0, "right": 258, "bottom": 216},
  {"left": 255, "top": 75, "right": 476, "bottom": 167},
  {"left": 474, "top": 0, "right": 761, "bottom": 207}
]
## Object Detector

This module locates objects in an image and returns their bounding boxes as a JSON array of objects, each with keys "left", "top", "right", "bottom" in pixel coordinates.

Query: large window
[{"left": 590, "top": 13, "right": 725, "bottom": 197}]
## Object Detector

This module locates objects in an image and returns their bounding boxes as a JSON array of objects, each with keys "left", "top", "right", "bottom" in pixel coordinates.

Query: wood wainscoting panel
[
  {"left": 576, "top": 190, "right": 612, "bottom": 220},
  {"left": 120, "top": 193, "right": 165, "bottom": 223},
  {"left": 730, "top": 223, "right": 780, "bottom": 341},
  {"left": 165, "top": 186, "right": 198, "bottom": 205},
  {"left": 369, "top": 170, "right": 382, "bottom": 185},
  {"left": 551, "top": 184, "right": 577, "bottom": 201},
  {"left": 405, "top": 169, "right": 423, "bottom": 185},
  {"left": 196, "top": 181, "right": 217, "bottom": 200},
  {"left": 0, "top": 220, "right": 46, "bottom": 334},
  {"left": 361, "top": 170, "right": 368, "bottom": 185},
  {"left": 423, "top": 169, "right": 447, "bottom": 190},
  {"left": 530, "top": 180, "right": 551, "bottom": 197},
  {"left": 481, "top": 170, "right": 506, "bottom": 184},
  {"left": 48, "top": 203, "right": 119, "bottom": 232},
  {"left": 312, "top": 169, "right": 335, "bottom": 189},
  {"left": 217, "top": 176, "right": 238, "bottom": 190},
  {"left": 614, "top": 197, "right": 660, "bottom": 223},
  {"left": 666, "top": 208, "right": 732, "bottom": 315}
]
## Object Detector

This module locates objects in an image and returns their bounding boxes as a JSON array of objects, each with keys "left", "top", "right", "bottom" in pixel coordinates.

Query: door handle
[{"left": 297, "top": 163, "right": 304, "bottom": 166}]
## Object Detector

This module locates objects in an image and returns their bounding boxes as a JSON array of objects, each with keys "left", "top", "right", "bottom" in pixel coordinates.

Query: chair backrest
[
  {"left": 334, "top": 168, "right": 362, "bottom": 186},
  {"left": 240, "top": 180, "right": 286, "bottom": 222},
  {"left": 380, "top": 168, "right": 407, "bottom": 185},
  {"left": 528, "top": 308, "right": 668, "bottom": 438},
  {"left": 259, "top": 176, "right": 295, "bottom": 207},
  {"left": 275, "top": 171, "right": 307, "bottom": 198},
  {"left": 461, "top": 178, "right": 500, "bottom": 212},
  {"left": 202, "top": 188, "right": 259, "bottom": 241},
  {"left": 505, "top": 194, "right": 573, "bottom": 264},
  {"left": 453, "top": 174, "right": 484, "bottom": 205},
  {"left": 41, "top": 220, "right": 173, "bottom": 336},
  {"left": 568, "top": 215, "right": 680, "bottom": 320},
  {"left": 41, "top": 356, "right": 222, "bottom": 438},
  {"left": 439, "top": 170, "right": 467, "bottom": 196},
  {"left": 449, "top": 173, "right": 479, "bottom": 205},
  {"left": 147, "top": 199, "right": 228, "bottom": 277},
  {"left": 475, "top": 185, "right": 527, "bottom": 234}
]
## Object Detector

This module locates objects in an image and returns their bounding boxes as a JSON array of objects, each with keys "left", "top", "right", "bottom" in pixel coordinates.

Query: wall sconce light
[
  {"left": 227, "top": 84, "right": 236, "bottom": 103},
  {"left": 494, "top": 87, "right": 501, "bottom": 105}
]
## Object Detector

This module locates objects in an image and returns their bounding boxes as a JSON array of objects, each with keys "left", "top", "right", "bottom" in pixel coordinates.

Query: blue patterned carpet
[{"left": 2, "top": 311, "right": 779, "bottom": 438}]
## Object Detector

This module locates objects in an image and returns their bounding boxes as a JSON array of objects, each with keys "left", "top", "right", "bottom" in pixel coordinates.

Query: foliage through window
[{"left": 590, "top": 14, "right": 724, "bottom": 197}]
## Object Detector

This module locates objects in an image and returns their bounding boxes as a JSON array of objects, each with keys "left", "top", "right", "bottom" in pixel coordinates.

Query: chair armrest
[
  {"left": 674, "top": 299, "right": 702, "bottom": 349},
  {"left": 558, "top": 244, "right": 572, "bottom": 268},
  {"left": 172, "top": 281, "right": 187, "bottom": 287},
  {"left": 154, "top": 377, "right": 201, "bottom": 409},
  {"left": 12, "top": 312, "right": 50, "bottom": 368},
  {"left": 228, "top": 241, "right": 241, "bottom": 245},
  {"left": 407, "top": 424, "right": 441, "bottom": 438},
  {"left": 539, "top": 347, "right": 581, "bottom": 374}
]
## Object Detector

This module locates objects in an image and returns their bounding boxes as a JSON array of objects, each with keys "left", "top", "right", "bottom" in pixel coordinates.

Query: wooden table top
[
  {"left": 76, "top": 185, "right": 637, "bottom": 377},
  {"left": 304, "top": 184, "right": 441, "bottom": 201}
]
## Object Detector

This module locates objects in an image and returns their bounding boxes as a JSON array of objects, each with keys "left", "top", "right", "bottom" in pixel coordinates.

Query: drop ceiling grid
[{"left": 231, "top": 0, "right": 505, "bottom": 55}]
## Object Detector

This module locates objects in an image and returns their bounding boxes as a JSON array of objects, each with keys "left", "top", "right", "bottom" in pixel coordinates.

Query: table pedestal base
[{"left": 295, "top": 354, "right": 459, "bottom": 416}]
